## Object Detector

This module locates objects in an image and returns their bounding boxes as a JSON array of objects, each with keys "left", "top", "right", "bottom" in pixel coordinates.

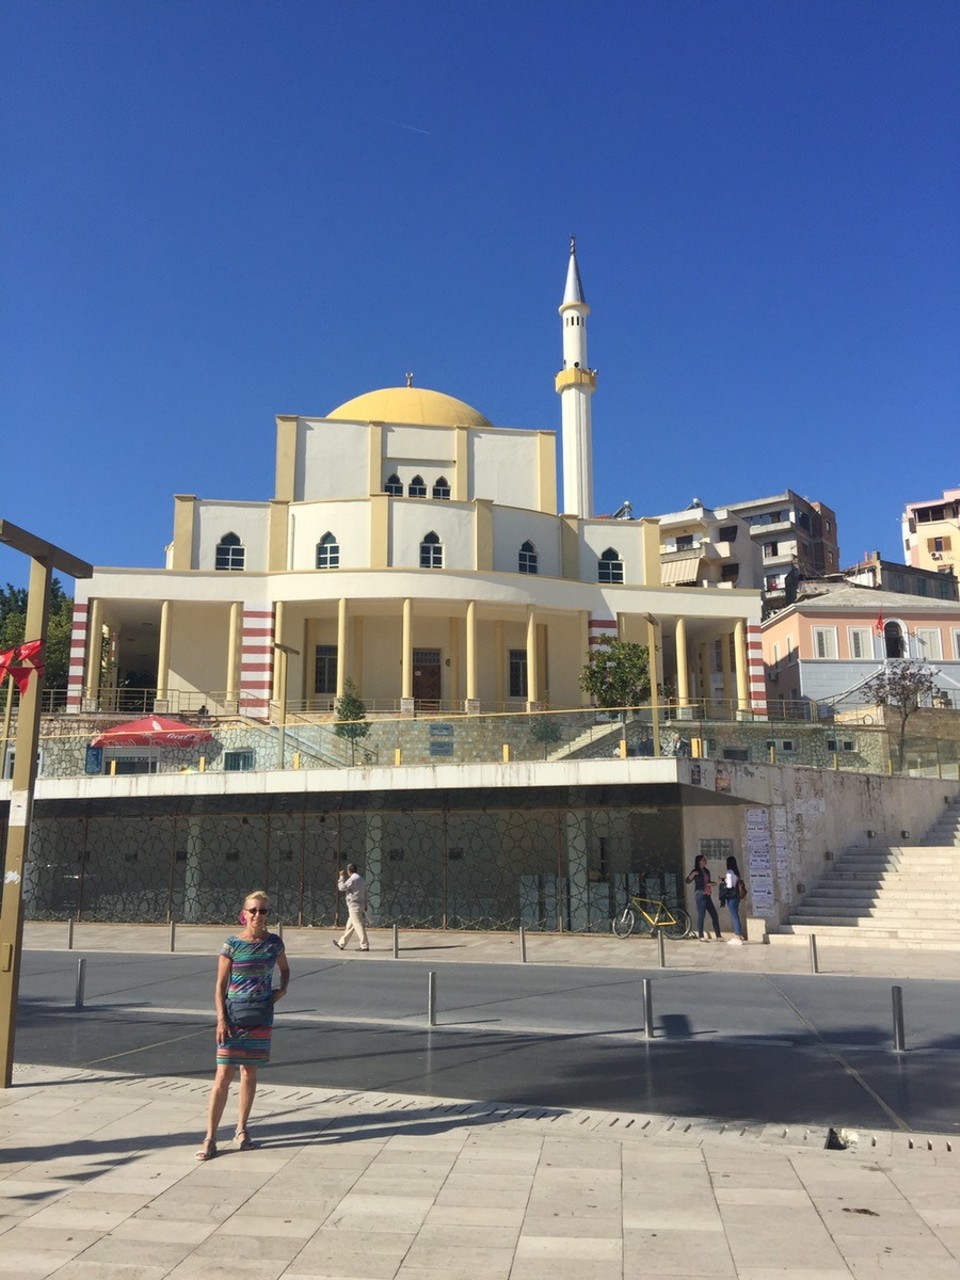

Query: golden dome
[{"left": 327, "top": 386, "right": 491, "bottom": 428}]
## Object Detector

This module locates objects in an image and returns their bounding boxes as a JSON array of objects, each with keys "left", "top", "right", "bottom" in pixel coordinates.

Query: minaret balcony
[{"left": 554, "top": 367, "right": 597, "bottom": 393}]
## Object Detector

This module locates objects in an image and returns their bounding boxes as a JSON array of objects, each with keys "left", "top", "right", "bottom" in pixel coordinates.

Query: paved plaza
[{"left": 2, "top": 925, "right": 959, "bottom": 1278}]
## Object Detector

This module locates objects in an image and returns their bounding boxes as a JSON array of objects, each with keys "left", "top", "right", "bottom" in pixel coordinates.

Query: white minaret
[{"left": 555, "top": 235, "right": 596, "bottom": 517}]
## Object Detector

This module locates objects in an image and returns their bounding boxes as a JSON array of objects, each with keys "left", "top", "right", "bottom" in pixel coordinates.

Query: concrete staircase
[
  {"left": 775, "top": 799, "right": 960, "bottom": 951},
  {"left": 921, "top": 800, "right": 960, "bottom": 846}
]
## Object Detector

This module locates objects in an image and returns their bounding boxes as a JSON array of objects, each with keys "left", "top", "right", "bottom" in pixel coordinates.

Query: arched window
[
  {"left": 215, "top": 532, "right": 245, "bottom": 571},
  {"left": 385, "top": 473, "right": 403, "bottom": 496},
  {"left": 316, "top": 532, "right": 340, "bottom": 570},
  {"left": 420, "top": 531, "right": 443, "bottom": 569},
  {"left": 598, "top": 547, "right": 624, "bottom": 584},
  {"left": 883, "top": 621, "right": 906, "bottom": 659},
  {"left": 408, "top": 474, "right": 427, "bottom": 498},
  {"left": 432, "top": 476, "right": 451, "bottom": 500},
  {"left": 518, "top": 540, "right": 538, "bottom": 574}
]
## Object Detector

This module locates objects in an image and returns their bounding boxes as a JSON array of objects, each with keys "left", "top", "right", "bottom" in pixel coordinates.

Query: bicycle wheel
[
  {"left": 611, "top": 908, "right": 635, "bottom": 939},
  {"left": 662, "top": 908, "right": 691, "bottom": 940}
]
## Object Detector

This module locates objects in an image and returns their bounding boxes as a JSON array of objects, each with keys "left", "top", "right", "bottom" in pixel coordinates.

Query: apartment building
[{"left": 902, "top": 486, "right": 960, "bottom": 579}]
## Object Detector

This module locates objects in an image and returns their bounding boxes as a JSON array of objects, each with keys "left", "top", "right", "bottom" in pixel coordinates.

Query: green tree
[
  {"left": 0, "top": 578, "right": 73, "bottom": 691},
  {"left": 579, "top": 639, "right": 653, "bottom": 711},
  {"left": 860, "top": 660, "right": 938, "bottom": 771},
  {"left": 333, "top": 678, "right": 370, "bottom": 764},
  {"left": 529, "top": 713, "right": 563, "bottom": 759}
]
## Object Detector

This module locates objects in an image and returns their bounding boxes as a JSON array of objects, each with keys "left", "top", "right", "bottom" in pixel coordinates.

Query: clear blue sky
[{"left": 2, "top": 0, "right": 958, "bottom": 591}]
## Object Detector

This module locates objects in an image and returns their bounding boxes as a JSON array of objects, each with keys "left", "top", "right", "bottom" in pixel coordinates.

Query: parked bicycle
[{"left": 611, "top": 893, "right": 691, "bottom": 940}]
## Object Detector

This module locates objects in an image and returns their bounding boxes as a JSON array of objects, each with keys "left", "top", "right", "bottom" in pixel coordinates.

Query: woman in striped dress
[{"left": 196, "top": 889, "right": 290, "bottom": 1160}]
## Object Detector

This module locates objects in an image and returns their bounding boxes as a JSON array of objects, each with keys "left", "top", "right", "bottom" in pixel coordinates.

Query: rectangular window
[
  {"left": 772, "top": 642, "right": 780, "bottom": 669},
  {"left": 953, "top": 630, "right": 960, "bottom": 660},
  {"left": 718, "top": 525, "right": 738, "bottom": 542},
  {"left": 812, "top": 627, "right": 838, "bottom": 659},
  {"left": 848, "top": 627, "right": 872, "bottom": 659},
  {"left": 720, "top": 563, "right": 739, "bottom": 582},
  {"left": 763, "top": 542, "right": 779, "bottom": 557},
  {"left": 509, "top": 649, "right": 528, "bottom": 698},
  {"left": 224, "top": 750, "right": 255, "bottom": 772},
  {"left": 315, "top": 644, "right": 338, "bottom": 695},
  {"left": 917, "top": 577, "right": 928, "bottom": 596},
  {"left": 916, "top": 628, "right": 943, "bottom": 660}
]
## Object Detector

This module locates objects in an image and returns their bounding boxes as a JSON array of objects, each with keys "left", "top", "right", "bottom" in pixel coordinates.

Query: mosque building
[{"left": 66, "top": 241, "right": 766, "bottom": 726}]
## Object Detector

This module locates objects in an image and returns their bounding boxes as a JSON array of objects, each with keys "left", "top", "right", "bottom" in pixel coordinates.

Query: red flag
[
  {"left": 875, "top": 612, "right": 885, "bottom": 636},
  {"left": 1, "top": 639, "right": 45, "bottom": 691}
]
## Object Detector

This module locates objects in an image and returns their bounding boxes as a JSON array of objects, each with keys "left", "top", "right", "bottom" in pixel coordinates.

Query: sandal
[
  {"left": 195, "top": 1137, "right": 217, "bottom": 1161},
  {"left": 235, "top": 1129, "right": 256, "bottom": 1151}
]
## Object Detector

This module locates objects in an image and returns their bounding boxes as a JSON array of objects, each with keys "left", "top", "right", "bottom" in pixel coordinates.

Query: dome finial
[
  {"left": 570, "top": 234, "right": 576, "bottom": 256},
  {"left": 405, "top": 371, "right": 414, "bottom": 387}
]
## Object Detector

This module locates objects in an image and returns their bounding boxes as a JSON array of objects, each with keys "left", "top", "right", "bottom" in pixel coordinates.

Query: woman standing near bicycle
[
  {"left": 723, "top": 855, "right": 747, "bottom": 945},
  {"left": 685, "top": 854, "right": 722, "bottom": 941}
]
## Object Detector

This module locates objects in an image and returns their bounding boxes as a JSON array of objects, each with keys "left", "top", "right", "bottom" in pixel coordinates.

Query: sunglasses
[{"left": 245, "top": 906, "right": 269, "bottom": 915}]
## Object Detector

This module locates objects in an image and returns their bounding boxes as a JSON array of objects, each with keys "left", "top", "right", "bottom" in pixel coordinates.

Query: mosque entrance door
[{"left": 413, "top": 649, "right": 442, "bottom": 711}]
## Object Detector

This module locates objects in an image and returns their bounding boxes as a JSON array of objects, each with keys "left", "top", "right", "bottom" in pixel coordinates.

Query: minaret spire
[{"left": 555, "top": 236, "right": 596, "bottom": 517}]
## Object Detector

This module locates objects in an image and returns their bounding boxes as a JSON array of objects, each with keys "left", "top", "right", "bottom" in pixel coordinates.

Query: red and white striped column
[
  {"left": 747, "top": 622, "right": 768, "bottom": 719},
  {"left": 65, "top": 602, "right": 88, "bottom": 713},
  {"left": 588, "top": 614, "right": 618, "bottom": 652},
  {"left": 239, "top": 606, "right": 274, "bottom": 719}
]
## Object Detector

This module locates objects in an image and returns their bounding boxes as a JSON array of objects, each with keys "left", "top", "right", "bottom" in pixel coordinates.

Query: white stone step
[{"left": 770, "top": 926, "right": 960, "bottom": 952}]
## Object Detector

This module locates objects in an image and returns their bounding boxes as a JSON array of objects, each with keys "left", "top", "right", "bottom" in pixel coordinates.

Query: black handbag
[{"left": 227, "top": 999, "right": 269, "bottom": 1028}]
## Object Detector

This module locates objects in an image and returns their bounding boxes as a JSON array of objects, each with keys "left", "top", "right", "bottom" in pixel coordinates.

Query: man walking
[{"left": 334, "top": 863, "right": 369, "bottom": 952}]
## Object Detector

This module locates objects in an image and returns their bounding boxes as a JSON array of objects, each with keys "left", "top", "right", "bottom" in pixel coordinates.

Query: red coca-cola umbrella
[{"left": 91, "top": 716, "right": 213, "bottom": 749}]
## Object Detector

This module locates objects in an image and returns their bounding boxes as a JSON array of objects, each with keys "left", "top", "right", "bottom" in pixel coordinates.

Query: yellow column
[
  {"left": 337, "top": 598, "right": 348, "bottom": 698},
  {"left": 466, "top": 601, "right": 478, "bottom": 708},
  {"left": 495, "top": 620, "right": 505, "bottom": 707},
  {"left": 227, "top": 603, "right": 240, "bottom": 705},
  {"left": 401, "top": 599, "right": 413, "bottom": 701},
  {"left": 448, "top": 615, "right": 460, "bottom": 709},
  {"left": 272, "top": 601, "right": 285, "bottom": 702},
  {"left": 526, "top": 607, "right": 539, "bottom": 706},
  {"left": 647, "top": 615, "right": 661, "bottom": 756},
  {"left": 86, "top": 598, "right": 103, "bottom": 708},
  {"left": 156, "top": 601, "right": 171, "bottom": 704},
  {"left": 675, "top": 617, "right": 689, "bottom": 707},
  {"left": 734, "top": 619, "right": 749, "bottom": 715},
  {"left": 720, "top": 631, "right": 733, "bottom": 715}
]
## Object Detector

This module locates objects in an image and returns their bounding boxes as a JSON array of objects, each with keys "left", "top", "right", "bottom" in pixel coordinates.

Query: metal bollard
[
  {"left": 808, "top": 934, "right": 819, "bottom": 974},
  {"left": 428, "top": 971, "right": 437, "bottom": 1026},
  {"left": 519, "top": 925, "right": 527, "bottom": 963},
  {"left": 392, "top": 923, "right": 399, "bottom": 958},
  {"left": 66, "top": 917, "right": 74, "bottom": 950},
  {"left": 656, "top": 929, "right": 666, "bottom": 969},
  {"left": 74, "top": 958, "right": 86, "bottom": 1010},
  {"left": 892, "top": 985, "right": 906, "bottom": 1053},
  {"left": 641, "top": 977, "right": 653, "bottom": 1039},
  {"left": 169, "top": 920, "right": 176, "bottom": 953}
]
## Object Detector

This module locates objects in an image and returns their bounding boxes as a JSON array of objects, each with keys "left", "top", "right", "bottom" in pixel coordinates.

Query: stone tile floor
[
  {"left": 2, "top": 1063, "right": 959, "bottom": 1279},
  {"left": 22, "top": 921, "right": 960, "bottom": 981}
]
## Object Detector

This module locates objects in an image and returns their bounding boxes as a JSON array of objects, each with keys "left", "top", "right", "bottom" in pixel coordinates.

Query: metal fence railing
[{"left": 2, "top": 701, "right": 959, "bottom": 782}]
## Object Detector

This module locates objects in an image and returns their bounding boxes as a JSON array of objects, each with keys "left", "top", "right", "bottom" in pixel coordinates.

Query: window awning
[{"left": 660, "top": 555, "right": 702, "bottom": 585}]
